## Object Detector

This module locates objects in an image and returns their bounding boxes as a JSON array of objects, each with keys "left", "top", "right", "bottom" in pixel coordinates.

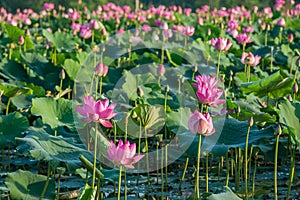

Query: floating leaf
[
  {"left": 0, "top": 112, "right": 29, "bottom": 148},
  {"left": 5, "top": 169, "right": 55, "bottom": 200},
  {"left": 278, "top": 99, "right": 300, "bottom": 145},
  {"left": 31, "top": 97, "right": 76, "bottom": 131},
  {"left": 17, "top": 127, "right": 92, "bottom": 170}
]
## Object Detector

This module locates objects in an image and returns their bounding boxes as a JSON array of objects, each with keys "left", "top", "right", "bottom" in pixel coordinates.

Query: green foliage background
[{"left": 1, "top": 0, "right": 300, "bottom": 13}]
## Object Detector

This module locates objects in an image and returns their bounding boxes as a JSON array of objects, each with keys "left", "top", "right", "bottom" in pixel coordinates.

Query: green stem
[
  {"left": 161, "top": 144, "right": 164, "bottom": 200},
  {"left": 144, "top": 126, "right": 150, "bottom": 185},
  {"left": 56, "top": 175, "right": 61, "bottom": 200},
  {"left": 40, "top": 163, "right": 51, "bottom": 200},
  {"left": 252, "top": 156, "right": 257, "bottom": 199},
  {"left": 179, "top": 156, "right": 189, "bottom": 190},
  {"left": 286, "top": 144, "right": 296, "bottom": 200},
  {"left": 196, "top": 134, "right": 202, "bottom": 199},
  {"left": 124, "top": 168, "right": 127, "bottom": 200},
  {"left": 6, "top": 98, "right": 11, "bottom": 115},
  {"left": 217, "top": 51, "right": 221, "bottom": 79},
  {"left": 156, "top": 143, "right": 159, "bottom": 185},
  {"left": 137, "top": 120, "right": 142, "bottom": 186},
  {"left": 274, "top": 132, "right": 280, "bottom": 200},
  {"left": 206, "top": 152, "right": 209, "bottom": 192},
  {"left": 99, "top": 77, "right": 103, "bottom": 96},
  {"left": 225, "top": 150, "right": 229, "bottom": 187},
  {"left": 95, "top": 76, "right": 99, "bottom": 99},
  {"left": 92, "top": 123, "right": 98, "bottom": 188},
  {"left": 161, "top": 40, "right": 165, "bottom": 63},
  {"left": 96, "top": 178, "right": 101, "bottom": 200},
  {"left": 247, "top": 64, "right": 251, "bottom": 82},
  {"left": 118, "top": 165, "right": 122, "bottom": 200},
  {"left": 165, "top": 144, "right": 168, "bottom": 190},
  {"left": 264, "top": 30, "right": 268, "bottom": 46},
  {"left": 270, "top": 47, "right": 273, "bottom": 73},
  {"left": 244, "top": 125, "right": 251, "bottom": 200}
]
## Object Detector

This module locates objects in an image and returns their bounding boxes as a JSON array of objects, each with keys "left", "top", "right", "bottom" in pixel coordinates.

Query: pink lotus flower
[
  {"left": 94, "top": 62, "right": 108, "bottom": 77},
  {"left": 241, "top": 52, "right": 261, "bottom": 66},
  {"left": 89, "top": 20, "right": 101, "bottom": 30},
  {"left": 236, "top": 33, "right": 252, "bottom": 45},
  {"left": 76, "top": 96, "right": 117, "bottom": 128},
  {"left": 192, "top": 74, "right": 225, "bottom": 107},
  {"left": 80, "top": 26, "right": 92, "bottom": 39},
  {"left": 43, "top": 3, "right": 54, "bottom": 11},
  {"left": 188, "top": 110, "right": 215, "bottom": 136},
  {"left": 211, "top": 38, "right": 232, "bottom": 51},
  {"left": 277, "top": 18, "right": 286, "bottom": 27},
  {"left": 184, "top": 26, "right": 195, "bottom": 36},
  {"left": 107, "top": 140, "right": 144, "bottom": 169}
]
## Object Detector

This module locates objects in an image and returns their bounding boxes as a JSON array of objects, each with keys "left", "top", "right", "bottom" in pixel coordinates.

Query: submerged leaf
[{"left": 208, "top": 187, "right": 242, "bottom": 200}]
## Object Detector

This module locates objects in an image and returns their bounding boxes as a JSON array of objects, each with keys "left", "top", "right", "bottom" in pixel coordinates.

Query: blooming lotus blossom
[
  {"left": 43, "top": 3, "right": 55, "bottom": 11},
  {"left": 241, "top": 52, "right": 261, "bottom": 66},
  {"left": 80, "top": 26, "right": 92, "bottom": 39},
  {"left": 236, "top": 33, "right": 252, "bottom": 45},
  {"left": 192, "top": 74, "right": 225, "bottom": 107},
  {"left": 76, "top": 96, "right": 117, "bottom": 128},
  {"left": 141, "top": 24, "right": 152, "bottom": 32},
  {"left": 188, "top": 110, "right": 215, "bottom": 136},
  {"left": 211, "top": 38, "right": 232, "bottom": 51},
  {"left": 184, "top": 26, "right": 195, "bottom": 36},
  {"left": 107, "top": 140, "right": 144, "bottom": 169}
]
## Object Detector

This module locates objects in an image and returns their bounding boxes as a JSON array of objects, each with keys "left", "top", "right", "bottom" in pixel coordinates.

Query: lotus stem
[
  {"left": 161, "top": 40, "right": 165, "bottom": 63},
  {"left": 118, "top": 165, "right": 122, "bottom": 200},
  {"left": 196, "top": 134, "right": 202, "bottom": 199},
  {"left": 161, "top": 143, "right": 164, "bottom": 200},
  {"left": 92, "top": 123, "right": 98, "bottom": 188},
  {"left": 225, "top": 150, "right": 229, "bottom": 187},
  {"left": 247, "top": 64, "right": 251, "bottom": 82},
  {"left": 179, "top": 156, "right": 189, "bottom": 190},
  {"left": 274, "top": 126, "right": 281, "bottom": 200},
  {"left": 252, "top": 153, "right": 258, "bottom": 200},
  {"left": 40, "top": 163, "right": 51, "bottom": 200},
  {"left": 165, "top": 144, "right": 168, "bottom": 190},
  {"left": 217, "top": 51, "right": 221, "bottom": 79},
  {"left": 206, "top": 152, "right": 209, "bottom": 192},
  {"left": 270, "top": 47, "right": 274, "bottom": 73},
  {"left": 144, "top": 126, "right": 150, "bottom": 185},
  {"left": 137, "top": 120, "right": 142, "bottom": 186},
  {"left": 6, "top": 98, "right": 11, "bottom": 115},
  {"left": 244, "top": 124, "right": 251, "bottom": 200},
  {"left": 286, "top": 144, "right": 296, "bottom": 200}
]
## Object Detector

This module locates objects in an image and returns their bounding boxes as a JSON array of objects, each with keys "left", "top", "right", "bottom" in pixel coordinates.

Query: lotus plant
[
  {"left": 76, "top": 96, "right": 117, "bottom": 189},
  {"left": 107, "top": 140, "right": 144, "bottom": 200},
  {"left": 241, "top": 52, "right": 261, "bottom": 82},
  {"left": 210, "top": 38, "right": 232, "bottom": 78},
  {"left": 188, "top": 111, "right": 215, "bottom": 199}
]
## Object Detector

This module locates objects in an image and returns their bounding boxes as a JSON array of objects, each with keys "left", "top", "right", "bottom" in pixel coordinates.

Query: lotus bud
[
  {"left": 193, "top": 65, "right": 198, "bottom": 73},
  {"left": 137, "top": 86, "right": 144, "bottom": 97},
  {"left": 94, "top": 62, "right": 108, "bottom": 77},
  {"left": 287, "top": 33, "right": 294, "bottom": 43},
  {"left": 157, "top": 64, "right": 165, "bottom": 77},
  {"left": 59, "top": 69, "right": 66, "bottom": 80},
  {"left": 18, "top": 35, "right": 24, "bottom": 45},
  {"left": 165, "top": 85, "right": 170, "bottom": 93},
  {"left": 293, "top": 82, "right": 298, "bottom": 94},
  {"left": 248, "top": 116, "right": 254, "bottom": 127},
  {"left": 288, "top": 94, "right": 293, "bottom": 101},
  {"left": 275, "top": 125, "right": 282, "bottom": 136}
]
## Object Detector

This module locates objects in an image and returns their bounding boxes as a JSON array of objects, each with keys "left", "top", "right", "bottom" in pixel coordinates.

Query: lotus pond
[{"left": 0, "top": 1, "right": 300, "bottom": 200}]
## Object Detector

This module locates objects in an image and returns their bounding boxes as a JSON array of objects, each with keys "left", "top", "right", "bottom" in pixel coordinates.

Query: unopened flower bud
[
  {"left": 248, "top": 116, "right": 254, "bottom": 127},
  {"left": 288, "top": 94, "right": 293, "bottom": 101},
  {"left": 137, "top": 86, "right": 144, "bottom": 97},
  {"left": 193, "top": 65, "right": 198, "bottom": 73},
  {"left": 165, "top": 85, "right": 170, "bottom": 93},
  {"left": 59, "top": 69, "right": 66, "bottom": 80},
  {"left": 275, "top": 125, "right": 282, "bottom": 136},
  {"left": 18, "top": 35, "right": 24, "bottom": 45},
  {"left": 293, "top": 82, "right": 298, "bottom": 94},
  {"left": 157, "top": 64, "right": 165, "bottom": 77},
  {"left": 94, "top": 62, "right": 108, "bottom": 77},
  {"left": 287, "top": 33, "right": 294, "bottom": 43}
]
